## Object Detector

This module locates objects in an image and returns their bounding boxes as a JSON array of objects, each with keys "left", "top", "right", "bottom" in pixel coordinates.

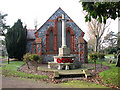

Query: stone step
[
  {"left": 82, "top": 70, "right": 92, "bottom": 78},
  {"left": 54, "top": 70, "right": 92, "bottom": 79}
]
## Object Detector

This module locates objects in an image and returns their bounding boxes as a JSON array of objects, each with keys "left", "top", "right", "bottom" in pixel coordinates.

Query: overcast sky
[{"left": 0, "top": 0, "right": 118, "bottom": 41}]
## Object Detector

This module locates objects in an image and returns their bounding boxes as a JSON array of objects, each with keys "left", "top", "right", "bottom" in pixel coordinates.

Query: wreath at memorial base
[
  {"left": 66, "top": 58, "right": 70, "bottom": 63},
  {"left": 56, "top": 58, "right": 74, "bottom": 63},
  {"left": 69, "top": 58, "right": 74, "bottom": 63},
  {"left": 61, "top": 58, "right": 66, "bottom": 63},
  {"left": 56, "top": 58, "right": 62, "bottom": 63}
]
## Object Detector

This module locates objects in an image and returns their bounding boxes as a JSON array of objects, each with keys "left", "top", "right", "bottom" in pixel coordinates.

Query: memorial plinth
[{"left": 48, "top": 14, "right": 79, "bottom": 70}]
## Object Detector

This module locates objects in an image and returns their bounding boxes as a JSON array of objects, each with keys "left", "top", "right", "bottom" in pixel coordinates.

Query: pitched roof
[
  {"left": 27, "top": 29, "right": 37, "bottom": 39},
  {"left": 36, "top": 8, "right": 84, "bottom": 33}
]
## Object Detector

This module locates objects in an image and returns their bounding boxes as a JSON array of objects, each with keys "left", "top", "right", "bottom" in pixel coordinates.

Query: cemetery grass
[
  {"left": 59, "top": 80, "right": 109, "bottom": 88},
  {"left": 0, "top": 56, "right": 8, "bottom": 58},
  {"left": 98, "top": 60, "right": 120, "bottom": 88},
  {"left": 1, "top": 61, "right": 108, "bottom": 88},
  {"left": 89, "top": 54, "right": 120, "bottom": 88},
  {"left": 1, "top": 61, "right": 48, "bottom": 80}
]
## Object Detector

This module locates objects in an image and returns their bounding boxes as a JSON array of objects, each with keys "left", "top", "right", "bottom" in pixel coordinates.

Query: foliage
[
  {"left": 89, "top": 53, "right": 106, "bottom": 71},
  {"left": 103, "top": 47, "right": 117, "bottom": 54},
  {"left": 89, "top": 53, "right": 98, "bottom": 71},
  {"left": 87, "top": 17, "right": 110, "bottom": 52},
  {"left": 80, "top": 2, "right": 120, "bottom": 24},
  {"left": 5, "top": 19, "right": 27, "bottom": 60},
  {"left": 98, "top": 53, "right": 105, "bottom": 68},
  {"left": 98, "top": 53, "right": 105, "bottom": 59},
  {"left": 30, "top": 54, "right": 41, "bottom": 63},
  {"left": 23, "top": 53, "right": 41, "bottom": 71},
  {"left": 23, "top": 53, "right": 31, "bottom": 62},
  {"left": 0, "top": 12, "right": 9, "bottom": 36},
  {"left": 103, "top": 31, "right": 117, "bottom": 47},
  {"left": 1, "top": 61, "right": 48, "bottom": 79},
  {"left": 89, "top": 53, "right": 98, "bottom": 61},
  {"left": 117, "top": 50, "right": 120, "bottom": 55},
  {"left": 30, "top": 54, "right": 41, "bottom": 72},
  {"left": 23, "top": 53, "right": 31, "bottom": 69}
]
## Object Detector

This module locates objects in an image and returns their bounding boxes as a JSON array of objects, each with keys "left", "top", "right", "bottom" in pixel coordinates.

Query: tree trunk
[
  {"left": 35, "top": 62, "right": 38, "bottom": 72},
  {"left": 116, "top": 17, "right": 120, "bottom": 67},
  {"left": 8, "top": 57, "right": 9, "bottom": 64},
  {"left": 116, "top": 53, "right": 120, "bottom": 67},
  {"left": 26, "top": 62, "right": 30, "bottom": 69},
  {"left": 95, "top": 36, "right": 99, "bottom": 52},
  {"left": 101, "top": 59, "right": 102, "bottom": 68},
  {"left": 94, "top": 60, "right": 96, "bottom": 72}
]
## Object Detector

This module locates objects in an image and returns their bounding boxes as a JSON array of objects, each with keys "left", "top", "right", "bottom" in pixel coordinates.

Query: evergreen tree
[{"left": 5, "top": 19, "right": 27, "bottom": 60}]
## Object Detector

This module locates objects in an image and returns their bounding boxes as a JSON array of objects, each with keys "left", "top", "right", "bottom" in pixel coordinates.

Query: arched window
[
  {"left": 57, "top": 21, "right": 62, "bottom": 49},
  {"left": 49, "top": 30, "right": 54, "bottom": 52},
  {"left": 46, "top": 27, "right": 56, "bottom": 52},
  {"left": 67, "top": 30, "right": 71, "bottom": 49},
  {"left": 66, "top": 27, "right": 75, "bottom": 52}
]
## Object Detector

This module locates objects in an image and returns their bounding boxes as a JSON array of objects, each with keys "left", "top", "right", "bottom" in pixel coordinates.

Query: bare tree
[
  {"left": 87, "top": 18, "right": 110, "bottom": 52},
  {"left": 103, "top": 31, "right": 117, "bottom": 48}
]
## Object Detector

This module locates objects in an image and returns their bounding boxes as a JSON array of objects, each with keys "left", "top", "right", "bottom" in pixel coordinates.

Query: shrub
[
  {"left": 98, "top": 53, "right": 105, "bottom": 59},
  {"left": 98, "top": 53, "right": 105, "bottom": 68},
  {"left": 30, "top": 54, "right": 41, "bottom": 63},
  {"left": 103, "top": 47, "right": 117, "bottom": 54},
  {"left": 89, "top": 53, "right": 98, "bottom": 61},
  {"left": 30, "top": 54, "right": 41, "bottom": 72},
  {"left": 89, "top": 53, "right": 98, "bottom": 72},
  {"left": 23, "top": 53, "right": 31, "bottom": 69},
  {"left": 23, "top": 53, "right": 41, "bottom": 71}
]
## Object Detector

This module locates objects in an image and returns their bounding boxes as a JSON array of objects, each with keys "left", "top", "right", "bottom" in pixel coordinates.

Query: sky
[{"left": 0, "top": 0, "right": 118, "bottom": 41}]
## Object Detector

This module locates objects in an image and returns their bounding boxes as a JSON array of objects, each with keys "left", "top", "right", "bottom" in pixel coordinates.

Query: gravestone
[
  {"left": 113, "top": 52, "right": 117, "bottom": 59},
  {"left": 108, "top": 58, "right": 115, "bottom": 64}
]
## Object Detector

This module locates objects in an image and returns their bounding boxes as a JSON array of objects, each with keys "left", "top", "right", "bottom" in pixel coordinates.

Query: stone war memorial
[{"left": 26, "top": 8, "right": 88, "bottom": 70}]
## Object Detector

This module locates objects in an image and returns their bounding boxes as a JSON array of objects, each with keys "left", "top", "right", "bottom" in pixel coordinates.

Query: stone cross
[{"left": 59, "top": 14, "right": 67, "bottom": 48}]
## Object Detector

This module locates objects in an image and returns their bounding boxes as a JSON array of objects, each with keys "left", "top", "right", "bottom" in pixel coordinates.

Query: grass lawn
[
  {"left": 99, "top": 65, "right": 120, "bottom": 88},
  {"left": 1, "top": 61, "right": 108, "bottom": 88},
  {"left": 1, "top": 60, "right": 48, "bottom": 80},
  {"left": 59, "top": 80, "right": 109, "bottom": 88},
  {"left": 98, "top": 60, "right": 120, "bottom": 88},
  {"left": 88, "top": 54, "right": 120, "bottom": 88},
  {"left": 0, "top": 56, "right": 8, "bottom": 58}
]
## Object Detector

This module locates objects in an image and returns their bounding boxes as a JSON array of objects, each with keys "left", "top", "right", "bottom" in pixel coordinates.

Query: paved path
[{"left": 2, "top": 76, "right": 63, "bottom": 88}]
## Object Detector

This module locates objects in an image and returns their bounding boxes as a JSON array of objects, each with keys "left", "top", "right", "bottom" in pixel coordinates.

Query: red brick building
[{"left": 26, "top": 8, "right": 88, "bottom": 63}]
